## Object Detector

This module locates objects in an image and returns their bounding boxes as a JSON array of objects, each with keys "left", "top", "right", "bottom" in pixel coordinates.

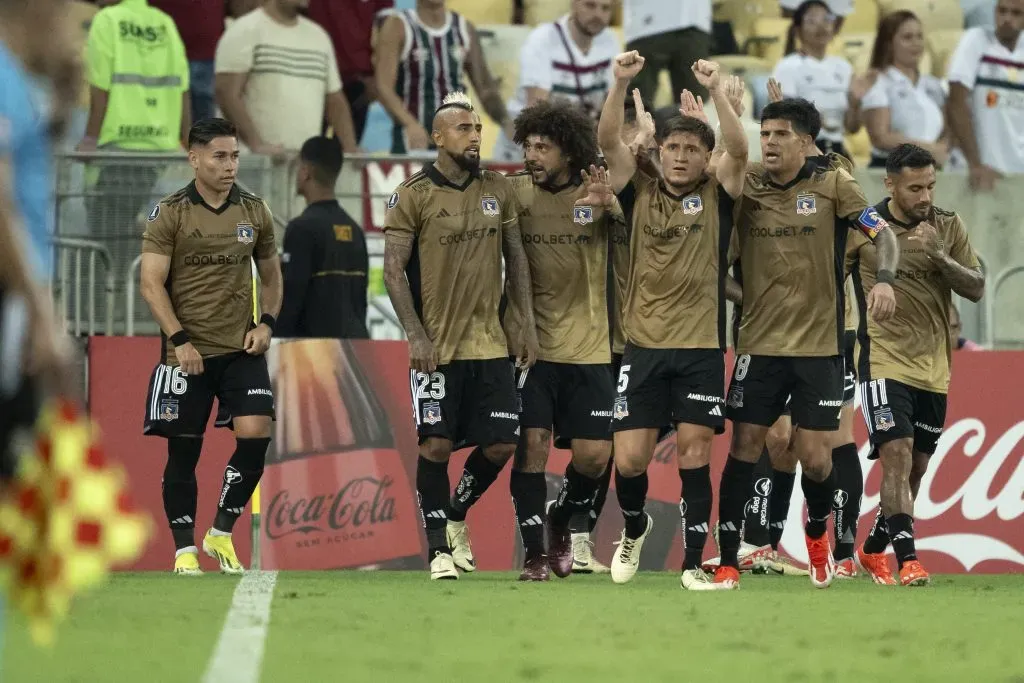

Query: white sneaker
[
  {"left": 446, "top": 520, "right": 475, "bottom": 572},
  {"left": 571, "top": 533, "right": 610, "bottom": 574},
  {"left": 610, "top": 514, "right": 652, "bottom": 584},
  {"left": 429, "top": 552, "right": 459, "bottom": 581},
  {"left": 680, "top": 568, "right": 719, "bottom": 591}
]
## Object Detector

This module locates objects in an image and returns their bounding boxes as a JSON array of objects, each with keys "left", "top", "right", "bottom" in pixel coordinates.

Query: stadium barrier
[{"left": 89, "top": 336, "right": 1023, "bottom": 574}]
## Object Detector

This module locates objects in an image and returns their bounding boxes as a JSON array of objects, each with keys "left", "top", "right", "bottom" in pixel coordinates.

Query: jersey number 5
[
  {"left": 616, "top": 364, "right": 631, "bottom": 393},
  {"left": 415, "top": 371, "right": 446, "bottom": 400}
]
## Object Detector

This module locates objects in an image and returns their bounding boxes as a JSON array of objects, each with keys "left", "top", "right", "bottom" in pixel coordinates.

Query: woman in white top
[
  {"left": 862, "top": 11, "right": 949, "bottom": 167},
  {"left": 771, "top": 0, "right": 873, "bottom": 159}
]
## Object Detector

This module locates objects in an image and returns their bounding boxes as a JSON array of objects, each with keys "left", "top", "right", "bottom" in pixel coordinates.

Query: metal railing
[
  {"left": 124, "top": 254, "right": 144, "bottom": 337},
  {"left": 52, "top": 237, "right": 115, "bottom": 336}
]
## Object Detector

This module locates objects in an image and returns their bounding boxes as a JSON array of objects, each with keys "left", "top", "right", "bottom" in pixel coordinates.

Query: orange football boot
[
  {"left": 899, "top": 560, "right": 930, "bottom": 587},
  {"left": 856, "top": 545, "right": 897, "bottom": 585}
]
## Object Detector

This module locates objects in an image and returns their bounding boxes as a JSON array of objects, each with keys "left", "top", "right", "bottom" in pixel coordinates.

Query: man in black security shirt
[{"left": 279, "top": 136, "right": 369, "bottom": 339}]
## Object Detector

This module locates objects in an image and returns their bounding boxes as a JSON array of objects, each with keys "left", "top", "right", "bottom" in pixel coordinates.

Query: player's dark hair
[
  {"left": 885, "top": 143, "right": 935, "bottom": 175},
  {"left": 761, "top": 98, "right": 822, "bottom": 140},
  {"left": 785, "top": 0, "right": 833, "bottom": 55},
  {"left": 512, "top": 99, "right": 600, "bottom": 171},
  {"left": 299, "top": 136, "right": 344, "bottom": 186},
  {"left": 658, "top": 115, "right": 716, "bottom": 152},
  {"left": 188, "top": 118, "right": 237, "bottom": 148},
  {"left": 870, "top": 10, "right": 919, "bottom": 70}
]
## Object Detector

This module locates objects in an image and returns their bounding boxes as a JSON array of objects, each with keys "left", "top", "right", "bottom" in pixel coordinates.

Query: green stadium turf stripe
[{"left": 201, "top": 571, "right": 279, "bottom": 683}]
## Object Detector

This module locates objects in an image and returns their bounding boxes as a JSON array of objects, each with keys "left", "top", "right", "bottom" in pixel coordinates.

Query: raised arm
[
  {"left": 465, "top": 23, "right": 509, "bottom": 129},
  {"left": 911, "top": 218, "right": 985, "bottom": 302},
  {"left": 598, "top": 52, "right": 646, "bottom": 193},
  {"left": 374, "top": 15, "right": 430, "bottom": 151},
  {"left": 691, "top": 61, "right": 748, "bottom": 198},
  {"left": 502, "top": 220, "right": 538, "bottom": 368}
]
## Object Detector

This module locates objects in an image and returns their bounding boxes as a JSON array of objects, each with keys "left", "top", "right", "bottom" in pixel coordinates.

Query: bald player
[
  {"left": 720, "top": 97, "right": 900, "bottom": 590},
  {"left": 382, "top": 92, "right": 538, "bottom": 581},
  {"left": 850, "top": 144, "right": 984, "bottom": 587},
  {"left": 597, "top": 53, "right": 748, "bottom": 590}
]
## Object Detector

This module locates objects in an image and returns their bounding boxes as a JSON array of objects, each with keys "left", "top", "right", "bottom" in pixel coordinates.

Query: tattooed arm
[
  {"left": 383, "top": 232, "right": 437, "bottom": 373},
  {"left": 934, "top": 258, "right": 985, "bottom": 302},
  {"left": 873, "top": 223, "right": 900, "bottom": 275},
  {"left": 911, "top": 220, "right": 985, "bottom": 302},
  {"left": 502, "top": 220, "right": 538, "bottom": 368},
  {"left": 725, "top": 276, "right": 742, "bottom": 305}
]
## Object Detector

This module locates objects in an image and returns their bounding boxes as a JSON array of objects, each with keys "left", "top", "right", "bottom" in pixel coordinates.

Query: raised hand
[
  {"left": 679, "top": 89, "right": 708, "bottom": 124},
  {"left": 613, "top": 51, "right": 646, "bottom": 81},
  {"left": 724, "top": 74, "right": 746, "bottom": 117},
  {"left": 767, "top": 77, "right": 784, "bottom": 104},
  {"left": 691, "top": 59, "right": 722, "bottom": 92},
  {"left": 576, "top": 164, "right": 616, "bottom": 208},
  {"left": 629, "top": 88, "right": 657, "bottom": 155},
  {"left": 848, "top": 69, "right": 877, "bottom": 105}
]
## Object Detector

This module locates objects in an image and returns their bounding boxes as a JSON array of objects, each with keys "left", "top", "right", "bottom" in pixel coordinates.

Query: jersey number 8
[
  {"left": 415, "top": 371, "right": 446, "bottom": 400},
  {"left": 734, "top": 354, "right": 752, "bottom": 381}
]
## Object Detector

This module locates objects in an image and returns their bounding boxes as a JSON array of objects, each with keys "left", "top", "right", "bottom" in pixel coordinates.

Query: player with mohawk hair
[{"left": 382, "top": 92, "right": 538, "bottom": 581}]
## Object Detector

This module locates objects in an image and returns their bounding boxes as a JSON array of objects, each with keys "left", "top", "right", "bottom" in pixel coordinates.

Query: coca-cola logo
[
  {"left": 779, "top": 417, "right": 1024, "bottom": 571},
  {"left": 265, "top": 476, "right": 397, "bottom": 540}
]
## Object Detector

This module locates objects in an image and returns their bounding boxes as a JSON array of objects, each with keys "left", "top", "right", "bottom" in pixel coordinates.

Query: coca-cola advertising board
[{"left": 89, "top": 338, "right": 1022, "bottom": 573}]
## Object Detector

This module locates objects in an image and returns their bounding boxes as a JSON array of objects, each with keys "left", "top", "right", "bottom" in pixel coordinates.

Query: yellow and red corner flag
[{"left": 0, "top": 398, "right": 150, "bottom": 645}]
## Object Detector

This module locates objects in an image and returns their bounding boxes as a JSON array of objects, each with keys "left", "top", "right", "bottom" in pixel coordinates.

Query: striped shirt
[
  {"left": 948, "top": 27, "right": 1024, "bottom": 174},
  {"left": 391, "top": 9, "right": 471, "bottom": 153},
  {"left": 215, "top": 8, "right": 342, "bottom": 150}
]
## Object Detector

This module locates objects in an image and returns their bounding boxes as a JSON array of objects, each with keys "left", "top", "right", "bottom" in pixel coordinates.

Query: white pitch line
[{"left": 201, "top": 571, "right": 279, "bottom": 683}]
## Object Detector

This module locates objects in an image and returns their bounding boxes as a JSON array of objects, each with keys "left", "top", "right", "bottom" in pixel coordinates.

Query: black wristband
[
  {"left": 169, "top": 330, "right": 190, "bottom": 347},
  {"left": 259, "top": 313, "right": 276, "bottom": 333},
  {"left": 877, "top": 269, "right": 895, "bottom": 285}
]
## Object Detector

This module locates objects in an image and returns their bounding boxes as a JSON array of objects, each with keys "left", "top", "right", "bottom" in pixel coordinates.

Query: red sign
[{"left": 89, "top": 339, "right": 1023, "bottom": 573}]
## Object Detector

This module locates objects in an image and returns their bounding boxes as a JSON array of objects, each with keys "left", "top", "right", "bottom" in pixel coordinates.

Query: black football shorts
[
  {"left": 143, "top": 351, "right": 275, "bottom": 437},
  {"left": 859, "top": 377, "right": 947, "bottom": 459},
  {"left": 727, "top": 354, "right": 844, "bottom": 431},
  {"left": 516, "top": 360, "right": 614, "bottom": 449},
  {"left": 410, "top": 358, "right": 519, "bottom": 449}
]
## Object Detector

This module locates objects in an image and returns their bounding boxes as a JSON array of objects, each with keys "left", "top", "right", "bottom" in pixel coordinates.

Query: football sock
[
  {"left": 614, "top": 468, "right": 649, "bottom": 539},
  {"left": 164, "top": 437, "right": 203, "bottom": 551},
  {"left": 718, "top": 456, "right": 755, "bottom": 568},
  {"left": 550, "top": 462, "right": 602, "bottom": 526},
  {"left": 831, "top": 443, "right": 863, "bottom": 561},
  {"left": 510, "top": 469, "right": 546, "bottom": 557},
  {"left": 416, "top": 456, "right": 451, "bottom": 556},
  {"left": 586, "top": 458, "right": 613, "bottom": 533},
  {"left": 213, "top": 437, "right": 270, "bottom": 533},
  {"left": 768, "top": 468, "right": 796, "bottom": 550},
  {"left": 887, "top": 513, "right": 918, "bottom": 569},
  {"left": 679, "top": 465, "right": 712, "bottom": 571},
  {"left": 863, "top": 509, "right": 890, "bottom": 554},
  {"left": 743, "top": 447, "right": 773, "bottom": 547},
  {"left": 448, "top": 447, "right": 503, "bottom": 522},
  {"left": 802, "top": 467, "right": 836, "bottom": 540}
]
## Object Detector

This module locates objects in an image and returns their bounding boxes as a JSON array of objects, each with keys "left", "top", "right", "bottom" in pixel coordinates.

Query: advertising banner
[{"left": 89, "top": 338, "right": 1022, "bottom": 573}]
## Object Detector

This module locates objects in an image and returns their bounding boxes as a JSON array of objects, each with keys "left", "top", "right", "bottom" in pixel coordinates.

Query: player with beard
[
  {"left": 720, "top": 97, "right": 900, "bottom": 589},
  {"left": 383, "top": 92, "right": 538, "bottom": 580},
  {"left": 461, "top": 99, "right": 610, "bottom": 581},
  {"left": 849, "top": 144, "right": 984, "bottom": 586},
  {"left": 597, "top": 53, "right": 748, "bottom": 590}
]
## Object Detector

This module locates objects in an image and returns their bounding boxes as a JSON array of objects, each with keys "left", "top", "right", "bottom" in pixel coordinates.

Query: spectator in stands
[
  {"left": 622, "top": 0, "right": 712, "bottom": 103},
  {"left": 374, "top": 0, "right": 509, "bottom": 153},
  {"left": 862, "top": 11, "right": 949, "bottom": 168},
  {"left": 772, "top": 0, "right": 872, "bottom": 158},
  {"left": 947, "top": 0, "right": 1024, "bottom": 191},
  {"left": 492, "top": 0, "right": 618, "bottom": 161},
  {"left": 307, "top": 0, "right": 394, "bottom": 145},
  {"left": 780, "top": 0, "right": 851, "bottom": 27},
  {"left": 214, "top": 0, "right": 359, "bottom": 155},
  {"left": 79, "top": 0, "right": 190, "bottom": 241},
  {"left": 151, "top": 0, "right": 259, "bottom": 123},
  {"left": 950, "top": 304, "right": 983, "bottom": 350},
  {"left": 278, "top": 137, "right": 369, "bottom": 339}
]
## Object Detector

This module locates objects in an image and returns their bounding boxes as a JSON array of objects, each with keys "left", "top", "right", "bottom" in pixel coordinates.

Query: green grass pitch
[{"left": 4, "top": 572, "right": 1023, "bottom": 682}]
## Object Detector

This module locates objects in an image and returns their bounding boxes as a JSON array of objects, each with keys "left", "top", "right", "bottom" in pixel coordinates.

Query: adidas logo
[
  {"left": 519, "top": 515, "right": 543, "bottom": 527},
  {"left": 170, "top": 515, "right": 193, "bottom": 525},
  {"left": 437, "top": 208, "right": 452, "bottom": 218},
  {"left": 188, "top": 229, "right": 202, "bottom": 238},
  {"left": 708, "top": 405, "right": 723, "bottom": 416}
]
